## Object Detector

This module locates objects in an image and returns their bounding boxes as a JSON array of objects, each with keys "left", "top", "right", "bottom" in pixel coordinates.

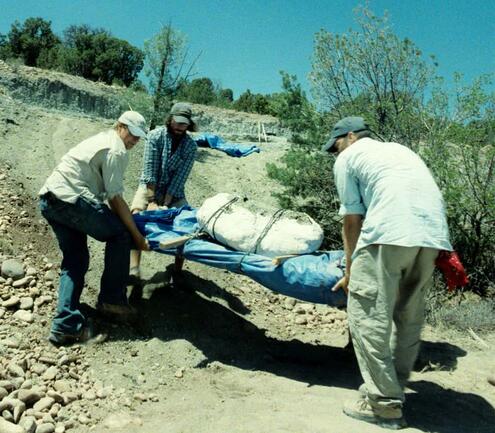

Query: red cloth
[{"left": 435, "top": 250, "right": 469, "bottom": 291}]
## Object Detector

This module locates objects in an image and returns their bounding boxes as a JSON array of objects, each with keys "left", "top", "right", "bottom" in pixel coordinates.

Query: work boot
[
  {"left": 128, "top": 266, "right": 141, "bottom": 285},
  {"left": 49, "top": 319, "right": 105, "bottom": 346},
  {"left": 343, "top": 398, "right": 407, "bottom": 430},
  {"left": 97, "top": 303, "right": 138, "bottom": 324}
]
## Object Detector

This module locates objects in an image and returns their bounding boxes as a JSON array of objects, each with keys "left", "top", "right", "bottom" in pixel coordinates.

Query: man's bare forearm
[
  {"left": 343, "top": 214, "right": 363, "bottom": 277},
  {"left": 108, "top": 195, "right": 148, "bottom": 250}
]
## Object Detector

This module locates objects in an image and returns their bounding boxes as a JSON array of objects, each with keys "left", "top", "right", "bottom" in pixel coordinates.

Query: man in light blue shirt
[{"left": 323, "top": 116, "right": 452, "bottom": 429}]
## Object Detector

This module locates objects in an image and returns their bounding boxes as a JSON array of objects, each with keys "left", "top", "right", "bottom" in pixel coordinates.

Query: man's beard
[{"left": 168, "top": 125, "right": 186, "bottom": 138}]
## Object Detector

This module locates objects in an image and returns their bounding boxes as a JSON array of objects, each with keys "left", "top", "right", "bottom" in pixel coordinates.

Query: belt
[{"left": 41, "top": 191, "right": 58, "bottom": 203}]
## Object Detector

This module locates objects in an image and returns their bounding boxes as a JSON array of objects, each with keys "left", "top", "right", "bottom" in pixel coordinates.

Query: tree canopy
[
  {"left": 58, "top": 25, "right": 144, "bottom": 86},
  {"left": 310, "top": 6, "right": 436, "bottom": 146},
  {"left": 6, "top": 17, "right": 60, "bottom": 67}
]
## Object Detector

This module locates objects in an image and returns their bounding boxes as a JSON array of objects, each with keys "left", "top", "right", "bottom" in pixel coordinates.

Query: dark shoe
[
  {"left": 128, "top": 266, "right": 142, "bottom": 285},
  {"left": 343, "top": 398, "right": 407, "bottom": 430},
  {"left": 97, "top": 303, "right": 138, "bottom": 323},
  {"left": 48, "top": 320, "right": 105, "bottom": 346}
]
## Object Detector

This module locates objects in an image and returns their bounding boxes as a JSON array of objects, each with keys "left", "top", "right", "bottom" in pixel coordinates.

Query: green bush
[
  {"left": 267, "top": 6, "right": 495, "bottom": 296},
  {"left": 426, "top": 285, "right": 495, "bottom": 331}
]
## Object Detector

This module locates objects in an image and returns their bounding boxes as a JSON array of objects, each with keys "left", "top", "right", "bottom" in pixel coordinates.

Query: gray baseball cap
[
  {"left": 118, "top": 111, "right": 148, "bottom": 138},
  {"left": 322, "top": 116, "right": 369, "bottom": 153}
]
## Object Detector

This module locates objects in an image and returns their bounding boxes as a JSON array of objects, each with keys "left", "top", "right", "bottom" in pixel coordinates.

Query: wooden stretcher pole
[
  {"left": 159, "top": 235, "right": 193, "bottom": 250},
  {"left": 271, "top": 254, "right": 300, "bottom": 266}
]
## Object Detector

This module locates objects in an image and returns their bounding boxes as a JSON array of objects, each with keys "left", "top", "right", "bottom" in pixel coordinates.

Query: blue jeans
[{"left": 40, "top": 193, "right": 132, "bottom": 336}]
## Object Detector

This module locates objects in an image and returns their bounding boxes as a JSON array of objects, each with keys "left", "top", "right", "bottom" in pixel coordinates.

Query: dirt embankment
[
  {"left": 0, "top": 60, "right": 288, "bottom": 140},
  {"left": 0, "top": 65, "right": 494, "bottom": 433}
]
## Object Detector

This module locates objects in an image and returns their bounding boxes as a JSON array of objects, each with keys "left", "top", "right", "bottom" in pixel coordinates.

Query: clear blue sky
[{"left": 0, "top": 0, "right": 493, "bottom": 98}]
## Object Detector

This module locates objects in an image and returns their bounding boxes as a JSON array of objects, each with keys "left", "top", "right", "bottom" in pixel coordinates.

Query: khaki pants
[
  {"left": 130, "top": 186, "right": 188, "bottom": 212},
  {"left": 347, "top": 244, "right": 438, "bottom": 407}
]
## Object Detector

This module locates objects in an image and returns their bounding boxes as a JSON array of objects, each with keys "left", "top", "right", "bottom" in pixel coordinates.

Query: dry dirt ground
[{"left": 1, "top": 95, "right": 494, "bottom": 433}]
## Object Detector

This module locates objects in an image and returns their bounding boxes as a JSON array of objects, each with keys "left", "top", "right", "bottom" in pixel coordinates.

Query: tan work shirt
[{"left": 39, "top": 130, "right": 128, "bottom": 204}]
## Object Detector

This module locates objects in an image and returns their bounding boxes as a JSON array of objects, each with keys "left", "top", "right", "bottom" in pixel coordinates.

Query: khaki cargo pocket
[{"left": 348, "top": 248, "right": 379, "bottom": 300}]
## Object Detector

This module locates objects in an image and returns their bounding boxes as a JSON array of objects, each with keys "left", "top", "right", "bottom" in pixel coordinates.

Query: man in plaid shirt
[{"left": 129, "top": 102, "right": 197, "bottom": 278}]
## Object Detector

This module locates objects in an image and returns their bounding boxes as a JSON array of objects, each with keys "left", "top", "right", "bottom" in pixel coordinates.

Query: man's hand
[
  {"left": 146, "top": 201, "right": 160, "bottom": 211},
  {"left": 332, "top": 275, "right": 349, "bottom": 295},
  {"left": 135, "top": 235, "right": 150, "bottom": 251}
]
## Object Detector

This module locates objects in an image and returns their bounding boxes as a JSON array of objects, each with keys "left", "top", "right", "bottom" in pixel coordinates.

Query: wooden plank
[{"left": 159, "top": 235, "right": 193, "bottom": 250}]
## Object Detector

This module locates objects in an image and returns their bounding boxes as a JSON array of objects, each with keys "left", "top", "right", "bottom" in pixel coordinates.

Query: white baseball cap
[{"left": 118, "top": 111, "right": 148, "bottom": 138}]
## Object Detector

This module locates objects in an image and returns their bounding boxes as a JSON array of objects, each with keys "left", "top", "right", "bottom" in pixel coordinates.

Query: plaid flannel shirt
[{"left": 139, "top": 126, "right": 197, "bottom": 199}]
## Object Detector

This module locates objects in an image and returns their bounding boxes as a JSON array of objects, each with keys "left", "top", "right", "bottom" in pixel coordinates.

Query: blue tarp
[
  {"left": 134, "top": 207, "right": 347, "bottom": 307},
  {"left": 195, "top": 133, "right": 261, "bottom": 157}
]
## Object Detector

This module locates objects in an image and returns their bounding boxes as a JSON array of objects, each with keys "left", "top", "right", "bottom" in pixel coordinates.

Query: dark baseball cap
[
  {"left": 170, "top": 102, "right": 193, "bottom": 125},
  {"left": 322, "top": 116, "right": 369, "bottom": 153}
]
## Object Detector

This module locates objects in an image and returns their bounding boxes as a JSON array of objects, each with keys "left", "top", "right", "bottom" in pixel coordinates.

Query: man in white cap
[
  {"left": 129, "top": 102, "right": 198, "bottom": 279},
  {"left": 324, "top": 116, "right": 452, "bottom": 429},
  {"left": 39, "top": 111, "right": 150, "bottom": 345}
]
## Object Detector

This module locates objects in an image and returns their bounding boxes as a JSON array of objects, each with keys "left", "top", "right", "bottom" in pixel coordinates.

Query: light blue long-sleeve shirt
[{"left": 333, "top": 138, "right": 452, "bottom": 257}]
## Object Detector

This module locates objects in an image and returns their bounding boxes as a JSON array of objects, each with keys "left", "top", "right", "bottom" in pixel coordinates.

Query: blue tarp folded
[
  {"left": 195, "top": 133, "right": 261, "bottom": 157},
  {"left": 134, "top": 207, "right": 346, "bottom": 307}
]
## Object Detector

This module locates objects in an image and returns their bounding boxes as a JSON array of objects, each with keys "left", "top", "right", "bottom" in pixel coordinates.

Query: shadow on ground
[
  {"left": 106, "top": 268, "right": 493, "bottom": 432},
  {"left": 406, "top": 380, "right": 495, "bottom": 433}
]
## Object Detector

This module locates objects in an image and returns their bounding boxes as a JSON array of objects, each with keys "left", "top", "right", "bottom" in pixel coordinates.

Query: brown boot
[{"left": 97, "top": 303, "right": 138, "bottom": 324}]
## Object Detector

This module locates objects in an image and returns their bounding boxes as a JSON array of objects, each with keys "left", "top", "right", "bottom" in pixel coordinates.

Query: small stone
[
  {"left": 53, "top": 381, "right": 70, "bottom": 393},
  {"left": 2, "top": 337, "right": 20, "bottom": 348},
  {"left": 34, "top": 296, "right": 51, "bottom": 307},
  {"left": 1, "top": 259, "right": 25, "bottom": 280},
  {"left": 2, "top": 409, "right": 14, "bottom": 422},
  {"left": 174, "top": 367, "right": 184, "bottom": 378},
  {"left": 12, "top": 276, "right": 32, "bottom": 288},
  {"left": 20, "top": 415, "right": 37, "bottom": 433},
  {"left": 46, "top": 391, "right": 64, "bottom": 404},
  {"left": 43, "top": 270, "right": 57, "bottom": 282},
  {"left": 0, "top": 417, "right": 25, "bottom": 433},
  {"left": 0, "top": 380, "right": 16, "bottom": 392},
  {"left": 284, "top": 298, "right": 296, "bottom": 309},
  {"left": 82, "top": 390, "right": 96, "bottom": 400},
  {"left": 48, "top": 404, "right": 59, "bottom": 417},
  {"left": 56, "top": 356, "right": 69, "bottom": 367},
  {"left": 41, "top": 414, "right": 55, "bottom": 424},
  {"left": 0, "top": 387, "right": 8, "bottom": 399},
  {"left": 18, "top": 389, "right": 43, "bottom": 405},
  {"left": 133, "top": 393, "right": 147, "bottom": 402},
  {"left": 321, "top": 315, "right": 334, "bottom": 324},
  {"left": 61, "top": 392, "right": 78, "bottom": 405},
  {"left": 77, "top": 414, "right": 90, "bottom": 425},
  {"left": 13, "top": 310, "right": 34, "bottom": 323},
  {"left": 54, "top": 425, "right": 65, "bottom": 433},
  {"left": 95, "top": 388, "right": 109, "bottom": 399},
  {"left": 26, "top": 267, "right": 37, "bottom": 277},
  {"left": 20, "top": 380, "right": 33, "bottom": 389},
  {"left": 8, "top": 363, "right": 25, "bottom": 377},
  {"left": 33, "top": 397, "right": 55, "bottom": 412},
  {"left": 2, "top": 295, "right": 20, "bottom": 308},
  {"left": 42, "top": 367, "right": 59, "bottom": 381},
  {"left": 35, "top": 423, "right": 55, "bottom": 433},
  {"left": 19, "top": 297, "right": 34, "bottom": 310},
  {"left": 31, "top": 363, "right": 48, "bottom": 375},
  {"left": 294, "top": 316, "right": 307, "bottom": 325}
]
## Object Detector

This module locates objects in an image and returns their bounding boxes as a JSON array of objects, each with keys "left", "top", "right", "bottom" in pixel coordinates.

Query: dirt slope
[{"left": 0, "top": 71, "right": 494, "bottom": 433}]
